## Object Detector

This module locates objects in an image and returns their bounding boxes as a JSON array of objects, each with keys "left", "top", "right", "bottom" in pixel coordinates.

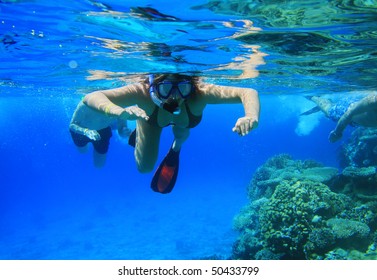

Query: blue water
[{"left": 1, "top": 0, "right": 375, "bottom": 259}]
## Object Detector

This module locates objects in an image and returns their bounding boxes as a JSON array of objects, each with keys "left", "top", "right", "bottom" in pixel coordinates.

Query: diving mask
[{"left": 149, "top": 74, "right": 192, "bottom": 114}]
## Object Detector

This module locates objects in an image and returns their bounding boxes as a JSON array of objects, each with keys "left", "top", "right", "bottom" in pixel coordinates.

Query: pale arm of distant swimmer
[
  {"left": 329, "top": 95, "right": 376, "bottom": 142},
  {"left": 198, "top": 83, "right": 260, "bottom": 136},
  {"left": 69, "top": 123, "right": 100, "bottom": 141},
  {"left": 83, "top": 85, "right": 149, "bottom": 121},
  {"left": 69, "top": 102, "right": 101, "bottom": 141}
]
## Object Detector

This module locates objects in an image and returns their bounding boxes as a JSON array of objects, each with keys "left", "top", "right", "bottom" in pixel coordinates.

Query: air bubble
[{"left": 69, "top": 60, "right": 78, "bottom": 69}]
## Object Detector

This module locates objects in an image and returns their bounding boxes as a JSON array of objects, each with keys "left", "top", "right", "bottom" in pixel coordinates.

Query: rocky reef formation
[
  {"left": 338, "top": 127, "right": 377, "bottom": 200},
  {"left": 232, "top": 153, "right": 377, "bottom": 260},
  {"left": 339, "top": 127, "right": 377, "bottom": 168}
]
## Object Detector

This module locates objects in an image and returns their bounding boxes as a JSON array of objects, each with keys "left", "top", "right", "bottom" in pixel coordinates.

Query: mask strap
[{"left": 149, "top": 74, "right": 163, "bottom": 108}]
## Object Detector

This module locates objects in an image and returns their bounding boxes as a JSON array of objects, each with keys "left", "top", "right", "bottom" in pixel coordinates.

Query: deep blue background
[{"left": 0, "top": 92, "right": 343, "bottom": 259}]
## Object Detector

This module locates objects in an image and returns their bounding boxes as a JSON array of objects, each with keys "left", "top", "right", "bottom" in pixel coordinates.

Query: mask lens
[
  {"left": 157, "top": 83, "right": 173, "bottom": 98},
  {"left": 178, "top": 82, "right": 192, "bottom": 98}
]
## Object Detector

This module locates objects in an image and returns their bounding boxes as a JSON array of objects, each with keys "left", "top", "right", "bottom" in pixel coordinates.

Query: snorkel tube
[{"left": 149, "top": 74, "right": 181, "bottom": 115}]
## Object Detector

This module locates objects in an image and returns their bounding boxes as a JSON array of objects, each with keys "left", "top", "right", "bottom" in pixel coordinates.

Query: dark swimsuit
[
  {"left": 127, "top": 102, "right": 202, "bottom": 148},
  {"left": 147, "top": 102, "right": 202, "bottom": 128}
]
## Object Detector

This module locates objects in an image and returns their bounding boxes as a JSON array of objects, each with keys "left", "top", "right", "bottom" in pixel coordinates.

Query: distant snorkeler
[
  {"left": 69, "top": 101, "right": 133, "bottom": 168},
  {"left": 80, "top": 73, "right": 260, "bottom": 194},
  {"left": 301, "top": 93, "right": 377, "bottom": 142}
]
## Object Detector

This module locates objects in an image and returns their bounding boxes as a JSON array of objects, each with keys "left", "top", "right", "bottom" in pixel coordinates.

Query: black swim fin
[
  {"left": 151, "top": 147, "right": 180, "bottom": 194},
  {"left": 300, "top": 106, "right": 320, "bottom": 116},
  {"left": 128, "top": 129, "right": 136, "bottom": 147}
]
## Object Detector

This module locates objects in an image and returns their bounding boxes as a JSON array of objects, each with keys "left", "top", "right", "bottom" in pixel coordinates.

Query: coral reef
[
  {"left": 339, "top": 127, "right": 377, "bottom": 168},
  {"left": 335, "top": 127, "right": 377, "bottom": 199},
  {"left": 342, "top": 166, "right": 376, "bottom": 178},
  {"left": 248, "top": 154, "right": 337, "bottom": 200},
  {"left": 232, "top": 153, "right": 377, "bottom": 260}
]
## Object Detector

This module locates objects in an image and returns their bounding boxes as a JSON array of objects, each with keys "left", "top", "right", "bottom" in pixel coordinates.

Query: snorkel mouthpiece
[
  {"left": 149, "top": 74, "right": 181, "bottom": 115},
  {"left": 163, "top": 99, "right": 181, "bottom": 115}
]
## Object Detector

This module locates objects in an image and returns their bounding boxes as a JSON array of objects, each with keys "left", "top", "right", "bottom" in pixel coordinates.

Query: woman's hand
[
  {"left": 232, "top": 116, "right": 258, "bottom": 136},
  {"left": 120, "top": 106, "right": 149, "bottom": 121}
]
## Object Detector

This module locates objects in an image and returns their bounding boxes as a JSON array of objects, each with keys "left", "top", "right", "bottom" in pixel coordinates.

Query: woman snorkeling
[{"left": 82, "top": 73, "right": 260, "bottom": 193}]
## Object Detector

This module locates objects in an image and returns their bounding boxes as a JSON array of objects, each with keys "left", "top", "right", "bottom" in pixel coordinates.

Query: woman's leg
[
  {"left": 135, "top": 119, "right": 162, "bottom": 173},
  {"left": 172, "top": 126, "right": 190, "bottom": 151}
]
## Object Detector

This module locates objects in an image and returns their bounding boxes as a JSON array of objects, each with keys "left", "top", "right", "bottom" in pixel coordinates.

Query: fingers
[
  {"left": 136, "top": 110, "right": 149, "bottom": 121},
  {"left": 232, "top": 117, "right": 256, "bottom": 136},
  {"left": 86, "top": 130, "right": 101, "bottom": 141},
  {"left": 233, "top": 123, "right": 250, "bottom": 136},
  {"left": 131, "top": 107, "right": 148, "bottom": 120},
  {"left": 233, "top": 125, "right": 248, "bottom": 136},
  {"left": 123, "top": 106, "right": 149, "bottom": 121}
]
